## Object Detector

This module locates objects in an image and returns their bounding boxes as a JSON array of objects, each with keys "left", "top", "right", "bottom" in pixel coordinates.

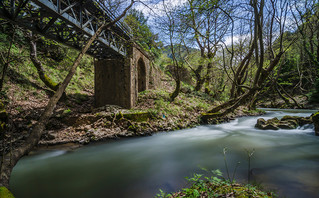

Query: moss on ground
[
  {"left": 0, "top": 187, "right": 15, "bottom": 198},
  {"left": 121, "top": 112, "right": 152, "bottom": 122}
]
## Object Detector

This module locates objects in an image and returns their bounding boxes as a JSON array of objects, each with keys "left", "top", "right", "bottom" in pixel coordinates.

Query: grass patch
[
  {"left": 137, "top": 88, "right": 214, "bottom": 118},
  {"left": 1, "top": 35, "right": 94, "bottom": 103}
]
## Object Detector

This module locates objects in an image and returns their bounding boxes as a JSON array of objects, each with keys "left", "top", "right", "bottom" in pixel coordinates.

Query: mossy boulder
[
  {"left": 0, "top": 187, "right": 15, "bottom": 198},
  {"left": 255, "top": 118, "right": 266, "bottom": 127},
  {"left": 256, "top": 118, "right": 280, "bottom": 130},
  {"left": 311, "top": 112, "right": 319, "bottom": 136},
  {"left": 299, "top": 117, "right": 313, "bottom": 125},
  {"left": 268, "top": 117, "right": 279, "bottom": 123},
  {"left": 256, "top": 115, "right": 313, "bottom": 130},
  {"left": 117, "top": 111, "right": 152, "bottom": 122},
  {"left": 277, "top": 120, "right": 298, "bottom": 129},
  {"left": 281, "top": 115, "right": 312, "bottom": 126}
]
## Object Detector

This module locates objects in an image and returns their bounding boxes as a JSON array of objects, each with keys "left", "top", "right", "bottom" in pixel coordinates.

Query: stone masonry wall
[{"left": 94, "top": 46, "right": 151, "bottom": 108}]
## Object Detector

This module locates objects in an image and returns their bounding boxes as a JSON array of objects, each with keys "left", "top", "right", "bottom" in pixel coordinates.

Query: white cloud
[
  {"left": 224, "top": 34, "right": 250, "bottom": 46},
  {"left": 135, "top": 0, "right": 187, "bottom": 17}
]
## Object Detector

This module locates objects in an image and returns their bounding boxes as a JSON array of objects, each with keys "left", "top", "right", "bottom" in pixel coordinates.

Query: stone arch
[{"left": 137, "top": 58, "right": 146, "bottom": 92}]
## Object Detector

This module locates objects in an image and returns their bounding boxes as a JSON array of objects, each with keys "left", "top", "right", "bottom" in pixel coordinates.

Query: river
[{"left": 10, "top": 109, "right": 319, "bottom": 198}]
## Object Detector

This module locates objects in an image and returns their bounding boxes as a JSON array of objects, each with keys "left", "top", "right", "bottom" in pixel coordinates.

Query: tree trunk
[
  {"left": 29, "top": 35, "right": 59, "bottom": 91},
  {"left": 195, "top": 77, "right": 205, "bottom": 91},
  {"left": 277, "top": 83, "right": 301, "bottom": 108},
  {"left": 230, "top": 40, "right": 255, "bottom": 98},
  {"left": 170, "top": 79, "right": 181, "bottom": 102},
  {"left": 275, "top": 84, "right": 291, "bottom": 106}
]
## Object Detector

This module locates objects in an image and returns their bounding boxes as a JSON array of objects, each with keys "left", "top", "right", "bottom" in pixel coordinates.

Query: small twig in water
[{"left": 245, "top": 148, "right": 255, "bottom": 197}]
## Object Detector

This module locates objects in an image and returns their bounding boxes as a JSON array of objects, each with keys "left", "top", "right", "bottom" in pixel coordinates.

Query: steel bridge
[
  {"left": 0, "top": 0, "right": 155, "bottom": 108},
  {"left": 0, "top": 0, "right": 131, "bottom": 59}
]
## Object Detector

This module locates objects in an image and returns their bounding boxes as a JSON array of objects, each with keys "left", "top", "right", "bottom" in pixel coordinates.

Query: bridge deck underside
[{"left": 0, "top": 0, "right": 131, "bottom": 59}]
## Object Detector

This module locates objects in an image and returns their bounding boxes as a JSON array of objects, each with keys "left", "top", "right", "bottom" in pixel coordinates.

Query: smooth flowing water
[{"left": 10, "top": 109, "right": 319, "bottom": 198}]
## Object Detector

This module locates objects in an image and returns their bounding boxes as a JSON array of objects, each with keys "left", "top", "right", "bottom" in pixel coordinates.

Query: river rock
[
  {"left": 311, "top": 112, "right": 319, "bottom": 136},
  {"left": 281, "top": 115, "right": 312, "bottom": 126},
  {"left": 255, "top": 116, "right": 303, "bottom": 130},
  {"left": 277, "top": 120, "right": 298, "bottom": 129},
  {"left": 255, "top": 118, "right": 279, "bottom": 130},
  {"left": 255, "top": 118, "right": 266, "bottom": 128}
]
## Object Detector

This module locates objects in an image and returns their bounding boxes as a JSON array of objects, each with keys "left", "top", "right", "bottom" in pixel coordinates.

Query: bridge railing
[{"left": 95, "top": 0, "right": 132, "bottom": 36}]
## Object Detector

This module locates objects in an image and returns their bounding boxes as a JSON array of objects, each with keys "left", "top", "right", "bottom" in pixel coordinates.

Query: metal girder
[{"left": 0, "top": 0, "right": 132, "bottom": 59}]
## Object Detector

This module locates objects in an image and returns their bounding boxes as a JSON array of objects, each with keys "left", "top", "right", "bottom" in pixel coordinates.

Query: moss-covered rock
[
  {"left": 268, "top": 117, "right": 280, "bottom": 123},
  {"left": 0, "top": 187, "right": 15, "bottom": 198},
  {"left": 255, "top": 118, "right": 266, "bottom": 128},
  {"left": 281, "top": 115, "right": 312, "bottom": 126},
  {"left": 117, "top": 112, "right": 152, "bottom": 122},
  {"left": 255, "top": 117, "right": 280, "bottom": 130},
  {"left": 299, "top": 117, "right": 313, "bottom": 125},
  {"left": 256, "top": 115, "right": 313, "bottom": 131},
  {"left": 277, "top": 120, "right": 298, "bottom": 129}
]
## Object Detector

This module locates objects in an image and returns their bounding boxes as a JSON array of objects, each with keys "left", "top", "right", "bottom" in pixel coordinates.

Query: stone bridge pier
[{"left": 94, "top": 46, "right": 150, "bottom": 108}]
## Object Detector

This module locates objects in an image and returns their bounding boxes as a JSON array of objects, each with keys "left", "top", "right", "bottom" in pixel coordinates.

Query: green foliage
[
  {"left": 155, "top": 53, "right": 173, "bottom": 71},
  {"left": 37, "top": 37, "right": 67, "bottom": 62},
  {"left": 0, "top": 40, "right": 93, "bottom": 103},
  {"left": 155, "top": 169, "right": 275, "bottom": 198},
  {"left": 137, "top": 88, "right": 213, "bottom": 121},
  {"left": 63, "top": 108, "right": 71, "bottom": 114},
  {"left": 124, "top": 9, "right": 162, "bottom": 59},
  {"left": 0, "top": 20, "right": 95, "bottom": 100}
]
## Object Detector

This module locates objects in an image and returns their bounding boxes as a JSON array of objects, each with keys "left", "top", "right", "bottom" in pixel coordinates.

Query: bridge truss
[{"left": 0, "top": 0, "right": 132, "bottom": 59}]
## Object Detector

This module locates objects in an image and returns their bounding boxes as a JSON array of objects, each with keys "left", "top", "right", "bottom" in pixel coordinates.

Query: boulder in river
[
  {"left": 255, "top": 115, "right": 311, "bottom": 130},
  {"left": 281, "top": 115, "right": 312, "bottom": 126},
  {"left": 256, "top": 118, "right": 279, "bottom": 130}
]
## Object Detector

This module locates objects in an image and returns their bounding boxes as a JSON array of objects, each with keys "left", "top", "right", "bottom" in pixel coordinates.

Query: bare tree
[
  {"left": 183, "top": 0, "right": 231, "bottom": 92},
  {"left": 291, "top": 0, "right": 319, "bottom": 98},
  {"left": 159, "top": 0, "right": 185, "bottom": 101},
  {"left": 205, "top": 0, "right": 296, "bottom": 118}
]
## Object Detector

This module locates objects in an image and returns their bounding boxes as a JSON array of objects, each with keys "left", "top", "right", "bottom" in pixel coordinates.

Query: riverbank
[
  {"left": 37, "top": 89, "right": 265, "bottom": 148},
  {"left": 11, "top": 109, "right": 318, "bottom": 198},
  {"left": 2, "top": 86, "right": 264, "bottom": 152}
]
